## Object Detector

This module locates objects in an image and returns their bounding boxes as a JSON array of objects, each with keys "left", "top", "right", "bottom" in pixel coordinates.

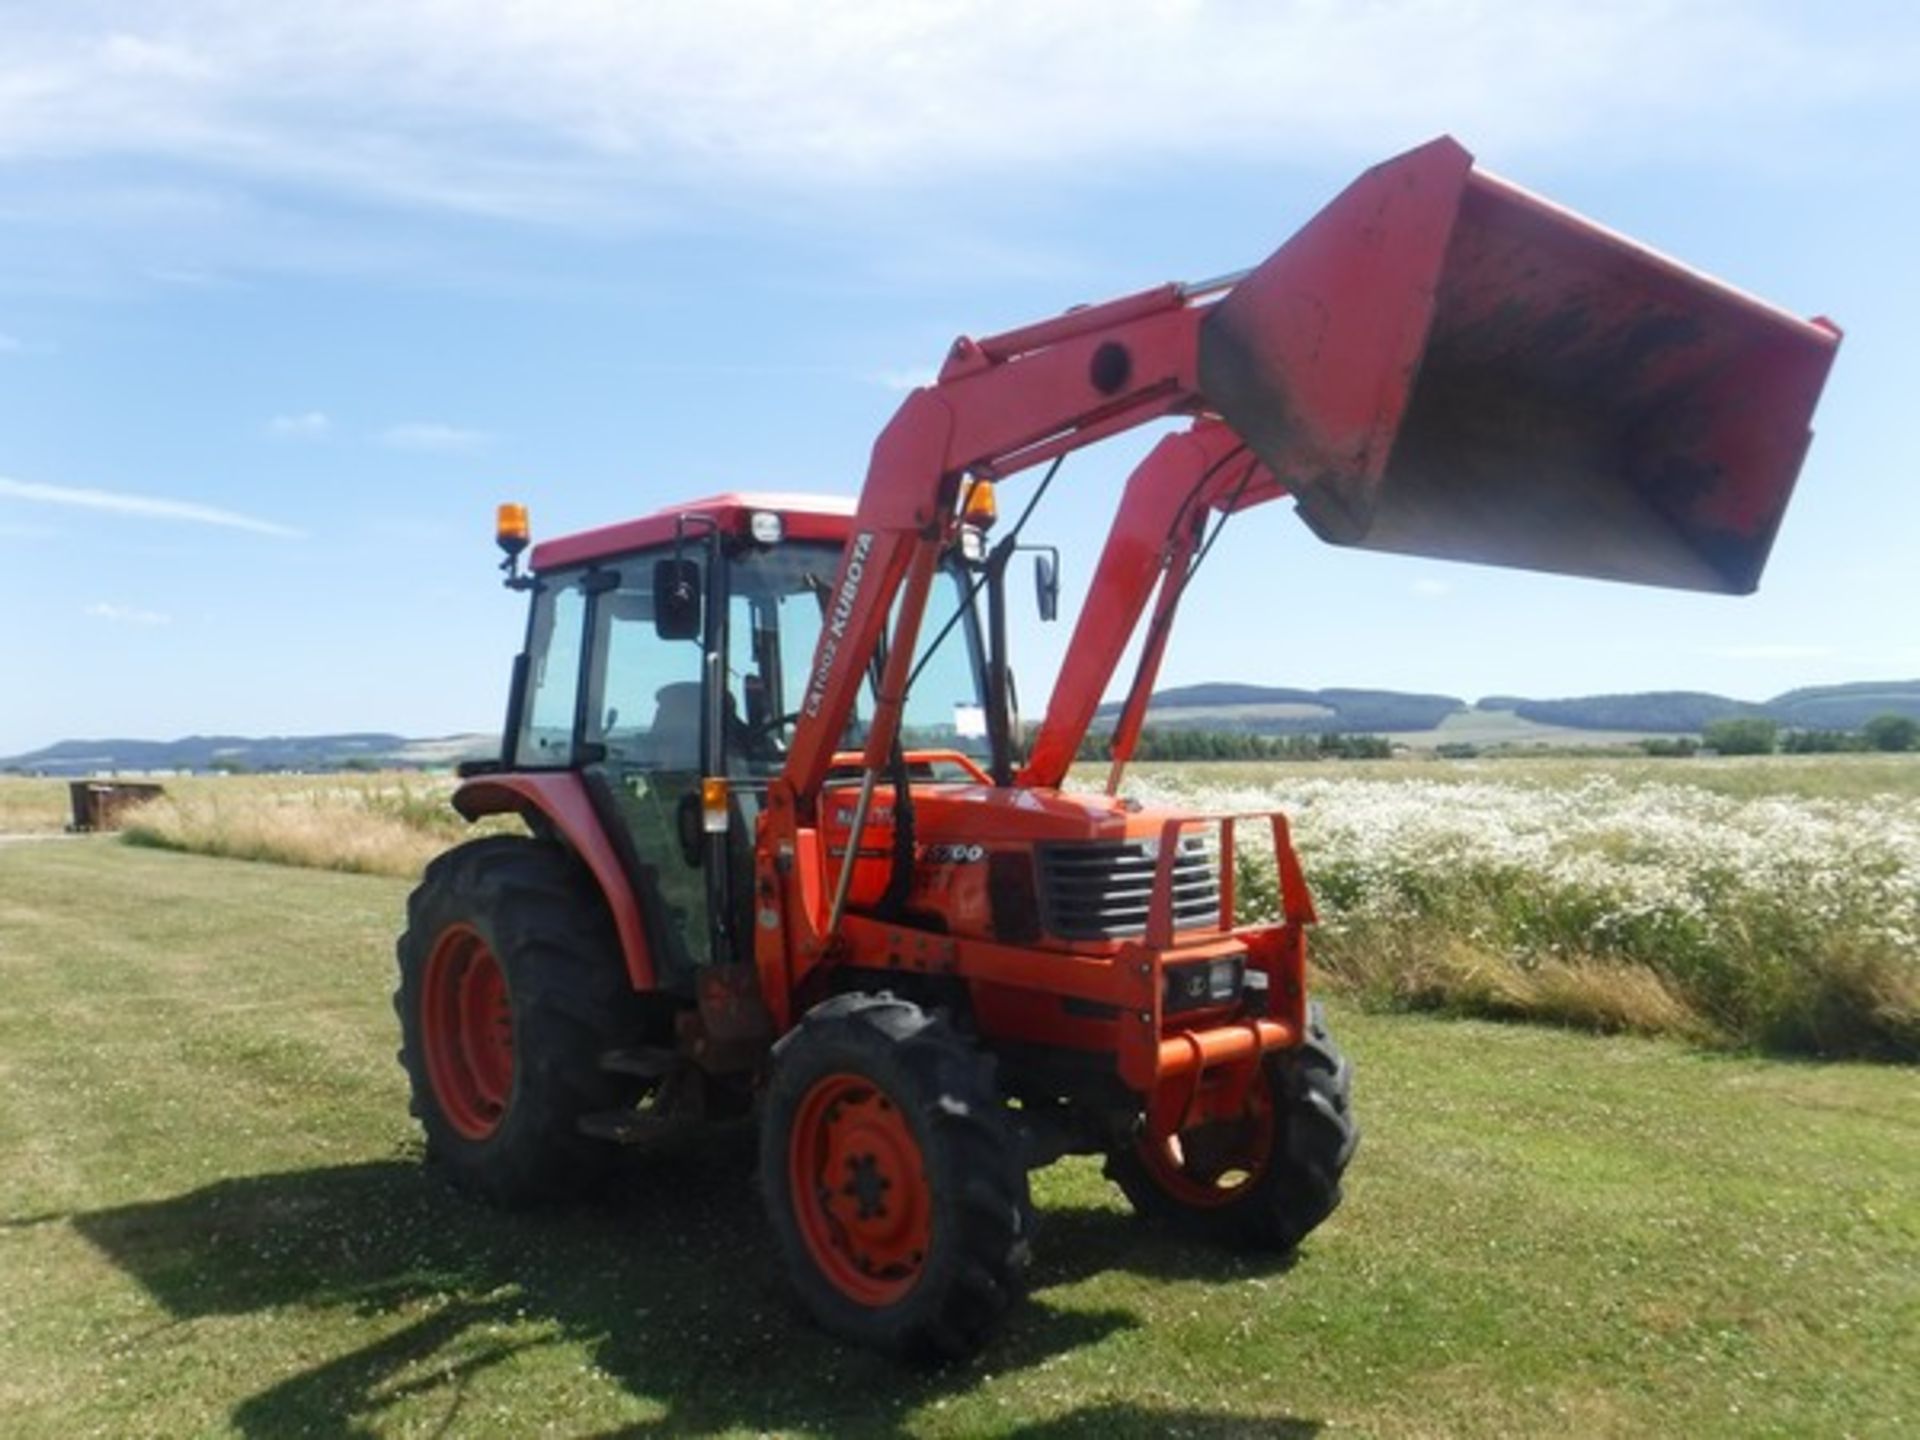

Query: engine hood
[{"left": 822, "top": 783, "right": 1184, "bottom": 847}]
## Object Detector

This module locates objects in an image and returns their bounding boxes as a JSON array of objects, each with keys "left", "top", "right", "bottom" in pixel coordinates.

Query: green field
[{"left": 2, "top": 838, "right": 1916, "bottom": 1436}]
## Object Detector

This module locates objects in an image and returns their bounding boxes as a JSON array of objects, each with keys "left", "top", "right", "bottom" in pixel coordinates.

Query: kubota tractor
[{"left": 396, "top": 138, "right": 1837, "bottom": 1358}]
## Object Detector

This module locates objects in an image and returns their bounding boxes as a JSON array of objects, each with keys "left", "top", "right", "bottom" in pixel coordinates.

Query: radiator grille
[{"left": 1036, "top": 836, "right": 1221, "bottom": 941}]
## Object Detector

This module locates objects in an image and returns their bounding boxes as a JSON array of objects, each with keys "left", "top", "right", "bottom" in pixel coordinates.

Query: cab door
[{"left": 577, "top": 554, "right": 719, "bottom": 988}]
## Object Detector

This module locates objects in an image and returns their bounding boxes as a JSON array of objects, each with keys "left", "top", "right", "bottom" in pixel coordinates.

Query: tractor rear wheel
[
  {"left": 760, "top": 993, "right": 1033, "bottom": 1361},
  {"left": 1107, "top": 1001, "right": 1357, "bottom": 1250},
  {"left": 396, "top": 835, "right": 644, "bottom": 1205}
]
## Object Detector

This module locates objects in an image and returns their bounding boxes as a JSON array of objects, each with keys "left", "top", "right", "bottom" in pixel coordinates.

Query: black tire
[
  {"left": 396, "top": 835, "right": 644, "bottom": 1206},
  {"left": 1107, "top": 1000, "right": 1357, "bottom": 1250},
  {"left": 760, "top": 993, "right": 1033, "bottom": 1361}
]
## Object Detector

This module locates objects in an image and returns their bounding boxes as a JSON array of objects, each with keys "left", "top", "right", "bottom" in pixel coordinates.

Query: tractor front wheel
[
  {"left": 760, "top": 994, "right": 1032, "bottom": 1361},
  {"left": 1107, "top": 1001, "right": 1357, "bottom": 1251},
  {"left": 396, "top": 836, "right": 643, "bottom": 1206}
]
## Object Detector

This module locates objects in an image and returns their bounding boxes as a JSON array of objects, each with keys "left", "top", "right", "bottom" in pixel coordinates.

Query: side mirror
[
  {"left": 1033, "top": 550, "right": 1059, "bottom": 623},
  {"left": 652, "top": 558, "right": 702, "bottom": 641}
]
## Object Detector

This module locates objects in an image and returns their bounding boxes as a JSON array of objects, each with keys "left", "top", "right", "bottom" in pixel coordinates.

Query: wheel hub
[
  {"left": 844, "top": 1151, "right": 892, "bottom": 1220},
  {"left": 420, "top": 923, "right": 515, "bottom": 1141},
  {"left": 790, "top": 1073, "right": 931, "bottom": 1305}
]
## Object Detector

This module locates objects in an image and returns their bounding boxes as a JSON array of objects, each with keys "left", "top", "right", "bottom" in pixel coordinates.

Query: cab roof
[{"left": 530, "top": 492, "right": 856, "bottom": 571}]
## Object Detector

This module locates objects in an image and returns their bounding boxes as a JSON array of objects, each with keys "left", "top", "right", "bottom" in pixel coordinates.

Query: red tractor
[{"left": 396, "top": 138, "right": 1837, "bottom": 1358}]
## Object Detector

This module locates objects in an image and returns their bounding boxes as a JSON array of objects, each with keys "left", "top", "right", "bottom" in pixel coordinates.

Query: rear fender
[{"left": 453, "top": 773, "right": 657, "bottom": 992}]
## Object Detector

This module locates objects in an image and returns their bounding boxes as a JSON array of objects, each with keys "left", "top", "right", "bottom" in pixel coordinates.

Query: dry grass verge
[
  {"left": 0, "top": 777, "right": 74, "bottom": 834},
  {"left": 120, "top": 782, "right": 514, "bottom": 878},
  {"left": 1293, "top": 875, "right": 1920, "bottom": 1062},
  {"left": 1312, "top": 922, "right": 1712, "bottom": 1043}
]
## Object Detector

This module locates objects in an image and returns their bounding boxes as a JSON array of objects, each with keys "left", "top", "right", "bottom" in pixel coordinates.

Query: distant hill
[
  {"left": 1094, "top": 684, "right": 1463, "bottom": 734},
  {"left": 1, "top": 733, "right": 495, "bottom": 776},
  {"left": 1499, "top": 691, "right": 1762, "bottom": 733},
  {"left": 1092, "top": 679, "right": 1920, "bottom": 738},
  {"left": 1766, "top": 681, "right": 1920, "bottom": 728},
  {"left": 1493, "top": 681, "right": 1920, "bottom": 734}
]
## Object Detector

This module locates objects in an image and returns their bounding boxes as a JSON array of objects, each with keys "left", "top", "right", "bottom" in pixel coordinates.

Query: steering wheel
[
  {"left": 746, "top": 710, "right": 803, "bottom": 739},
  {"left": 733, "top": 708, "right": 802, "bottom": 761}
]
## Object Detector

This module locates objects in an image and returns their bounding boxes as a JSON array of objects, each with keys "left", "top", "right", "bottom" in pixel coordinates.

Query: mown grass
[{"left": 2, "top": 838, "right": 1917, "bottom": 1436}]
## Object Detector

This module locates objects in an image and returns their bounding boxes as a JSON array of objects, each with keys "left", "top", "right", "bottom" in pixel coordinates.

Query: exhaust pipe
[{"left": 1200, "top": 137, "right": 1840, "bottom": 594}]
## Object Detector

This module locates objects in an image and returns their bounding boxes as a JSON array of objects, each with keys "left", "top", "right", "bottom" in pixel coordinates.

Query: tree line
[
  {"left": 1074, "top": 728, "right": 1393, "bottom": 762},
  {"left": 1694, "top": 713, "right": 1919, "bottom": 756}
]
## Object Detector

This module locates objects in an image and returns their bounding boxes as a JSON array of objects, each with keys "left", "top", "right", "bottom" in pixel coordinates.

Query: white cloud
[
  {"left": 872, "top": 368, "right": 933, "bottom": 393},
  {"left": 378, "top": 422, "right": 493, "bottom": 454},
  {"left": 1706, "top": 643, "right": 1834, "bottom": 661},
  {"left": 0, "top": 3, "right": 1907, "bottom": 227},
  {"left": 0, "top": 475, "right": 301, "bottom": 537},
  {"left": 266, "top": 409, "right": 331, "bottom": 440},
  {"left": 85, "top": 601, "right": 172, "bottom": 627},
  {"left": 146, "top": 267, "right": 229, "bottom": 288},
  {"left": 1411, "top": 578, "right": 1453, "bottom": 598}
]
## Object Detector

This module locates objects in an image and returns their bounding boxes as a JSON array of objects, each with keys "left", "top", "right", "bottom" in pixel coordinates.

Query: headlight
[{"left": 1164, "top": 956, "right": 1244, "bottom": 1013}]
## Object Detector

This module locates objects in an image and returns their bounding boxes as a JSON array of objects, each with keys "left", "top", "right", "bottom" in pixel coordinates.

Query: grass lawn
[{"left": 1, "top": 839, "right": 1916, "bottom": 1437}]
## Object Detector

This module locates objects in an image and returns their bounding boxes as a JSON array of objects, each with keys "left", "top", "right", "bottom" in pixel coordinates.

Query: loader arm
[
  {"left": 1020, "top": 420, "right": 1287, "bottom": 791},
  {"left": 763, "top": 133, "right": 1839, "bottom": 977},
  {"left": 776, "top": 283, "right": 1217, "bottom": 807},
  {"left": 757, "top": 282, "right": 1230, "bottom": 977}
]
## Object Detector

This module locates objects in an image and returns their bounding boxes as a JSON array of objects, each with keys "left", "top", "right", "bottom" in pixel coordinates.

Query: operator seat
[{"left": 646, "top": 681, "right": 702, "bottom": 771}]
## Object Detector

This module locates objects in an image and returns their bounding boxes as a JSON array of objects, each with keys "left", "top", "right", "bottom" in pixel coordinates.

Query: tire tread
[{"left": 761, "top": 992, "right": 1032, "bottom": 1362}]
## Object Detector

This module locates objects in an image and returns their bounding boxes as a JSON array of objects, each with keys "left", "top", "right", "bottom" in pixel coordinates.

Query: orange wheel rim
[
  {"left": 421, "top": 923, "right": 514, "bottom": 1140},
  {"left": 788, "top": 1072, "right": 931, "bottom": 1306},
  {"left": 1138, "top": 1081, "right": 1276, "bottom": 1209}
]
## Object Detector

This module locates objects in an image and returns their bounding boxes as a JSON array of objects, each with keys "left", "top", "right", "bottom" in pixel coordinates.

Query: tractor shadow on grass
[{"left": 71, "top": 1141, "right": 1322, "bottom": 1438}]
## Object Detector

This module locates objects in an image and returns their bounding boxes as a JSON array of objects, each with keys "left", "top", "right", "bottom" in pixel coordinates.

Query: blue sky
[{"left": 1, "top": 1, "right": 1916, "bottom": 756}]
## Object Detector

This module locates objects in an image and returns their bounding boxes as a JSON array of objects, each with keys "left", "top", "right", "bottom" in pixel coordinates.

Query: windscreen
[{"left": 725, "top": 541, "right": 990, "bottom": 777}]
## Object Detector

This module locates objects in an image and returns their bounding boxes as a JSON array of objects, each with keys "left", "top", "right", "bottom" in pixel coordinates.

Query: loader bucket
[{"left": 1199, "top": 137, "right": 1840, "bottom": 593}]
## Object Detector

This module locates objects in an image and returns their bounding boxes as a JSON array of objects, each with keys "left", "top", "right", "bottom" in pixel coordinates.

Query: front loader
[{"left": 395, "top": 137, "right": 1838, "bottom": 1359}]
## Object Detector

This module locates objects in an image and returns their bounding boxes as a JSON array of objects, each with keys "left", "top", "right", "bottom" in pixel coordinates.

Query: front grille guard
[
  {"left": 1142, "top": 809, "right": 1316, "bottom": 947},
  {"left": 827, "top": 809, "right": 1317, "bottom": 1136},
  {"left": 1126, "top": 809, "right": 1318, "bottom": 1137}
]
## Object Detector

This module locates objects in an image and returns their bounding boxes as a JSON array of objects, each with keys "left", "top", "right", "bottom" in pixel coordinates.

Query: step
[
  {"left": 576, "top": 1109, "right": 697, "bottom": 1146},
  {"left": 598, "top": 1046, "right": 682, "bottom": 1079}
]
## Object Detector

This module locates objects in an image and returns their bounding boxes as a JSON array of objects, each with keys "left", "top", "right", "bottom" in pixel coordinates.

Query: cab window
[
  {"left": 514, "top": 572, "right": 587, "bottom": 767},
  {"left": 725, "top": 541, "right": 990, "bottom": 778},
  {"left": 584, "top": 562, "right": 707, "bottom": 771}
]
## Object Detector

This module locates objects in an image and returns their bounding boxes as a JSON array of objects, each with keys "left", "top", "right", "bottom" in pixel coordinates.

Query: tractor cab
[{"left": 495, "top": 494, "right": 996, "bottom": 991}]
